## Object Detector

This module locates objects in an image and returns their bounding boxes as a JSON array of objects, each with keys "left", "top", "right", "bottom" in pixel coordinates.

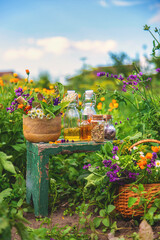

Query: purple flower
[
  {"left": 97, "top": 72, "right": 105, "bottom": 77},
  {"left": 54, "top": 97, "right": 60, "bottom": 106},
  {"left": 28, "top": 97, "right": 34, "bottom": 106},
  {"left": 119, "top": 121, "right": 122, "bottom": 124},
  {"left": 106, "top": 72, "right": 109, "bottom": 77},
  {"left": 156, "top": 68, "right": 160, "bottom": 72},
  {"left": 127, "top": 118, "right": 129, "bottom": 120},
  {"left": 102, "top": 159, "right": 112, "bottom": 167},
  {"left": 152, "top": 152, "right": 157, "bottom": 160},
  {"left": 110, "top": 163, "right": 121, "bottom": 173},
  {"left": 139, "top": 72, "right": 143, "bottom": 76},
  {"left": 114, "top": 75, "right": 118, "bottom": 79},
  {"left": 119, "top": 75, "right": 124, "bottom": 80},
  {"left": 115, "top": 122, "right": 118, "bottom": 125},
  {"left": 83, "top": 163, "right": 91, "bottom": 170},
  {"left": 15, "top": 87, "right": 23, "bottom": 97},
  {"left": 110, "top": 74, "right": 114, "bottom": 78},
  {"left": 106, "top": 171, "right": 119, "bottom": 182}
]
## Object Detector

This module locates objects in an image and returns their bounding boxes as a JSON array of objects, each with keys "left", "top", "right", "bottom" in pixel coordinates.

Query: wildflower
[
  {"left": 13, "top": 73, "right": 18, "bottom": 78},
  {"left": 78, "top": 94, "right": 81, "bottom": 98},
  {"left": 151, "top": 146, "right": 159, "bottom": 153},
  {"left": 145, "top": 153, "right": 153, "bottom": 159},
  {"left": 155, "top": 160, "right": 160, "bottom": 167},
  {"left": 97, "top": 102, "right": 102, "bottom": 110},
  {"left": 25, "top": 78, "right": 28, "bottom": 82},
  {"left": 115, "top": 122, "right": 118, "bottom": 125},
  {"left": 34, "top": 88, "right": 40, "bottom": 92},
  {"left": 113, "top": 103, "right": 119, "bottom": 108},
  {"left": 127, "top": 118, "right": 129, "bottom": 120},
  {"left": 49, "top": 141, "right": 54, "bottom": 144},
  {"left": 97, "top": 72, "right": 105, "bottom": 77},
  {"left": 23, "top": 86, "right": 27, "bottom": 91},
  {"left": 0, "top": 79, "right": 4, "bottom": 86},
  {"left": 119, "top": 121, "right": 122, "bottom": 124},
  {"left": 133, "top": 146, "right": 138, "bottom": 150},
  {"left": 42, "top": 99, "right": 47, "bottom": 103},
  {"left": 156, "top": 68, "right": 160, "bottom": 73},
  {"left": 18, "top": 104, "right": 24, "bottom": 109},
  {"left": 79, "top": 101, "right": 82, "bottom": 106},
  {"left": 25, "top": 69, "right": 30, "bottom": 75},
  {"left": 102, "top": 159, "right": 112, "bottom": 167},
  {"left": 112, "top": 99, "right": 117, "bottom": 104},
  {"left": 100, "top": 97, "right": 105, "bottom": 102},
  {"left": 49, "top": 85, "right": 54, "bottom": 89},
  {"left": 54, "top": 98, "right": 60, "bottom": 106},
  {"left": 30, "top": 79, "right": 33, "bottom": 83},
  {"left": 106, "top": 171, "right": 119, "bottom": 182},
  {"left": 13, "top": 78, "right": 19, "bottom": 83},
  {"left": 46, "top": 114, "right": 52, "bottom": 119}
]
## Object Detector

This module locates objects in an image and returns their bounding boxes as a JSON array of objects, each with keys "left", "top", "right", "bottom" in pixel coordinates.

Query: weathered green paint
[{"left": 26, "top": 141, "right": 107, "bottom": 216}]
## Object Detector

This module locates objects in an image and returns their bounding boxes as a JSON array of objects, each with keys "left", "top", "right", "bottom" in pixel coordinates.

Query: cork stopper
[
  {"left": 16, "top": 96, "right": 26, "bottom": 105},
  {"left": 93, "top": 114, "right": 103, "bottom": 120}
]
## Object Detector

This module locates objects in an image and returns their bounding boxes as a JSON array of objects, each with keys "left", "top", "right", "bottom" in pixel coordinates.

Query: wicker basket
[{"left": 114, "top": 139, "right": 160, "bottom": 217}]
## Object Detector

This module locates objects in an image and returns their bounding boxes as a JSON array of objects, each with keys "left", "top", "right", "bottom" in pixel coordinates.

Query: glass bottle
[
  {"left": 91, "top": 114, "right": 105, "bottom": 142},
  {"left": 64, "top": 91, "right": 80, "bottom": 141},
  {"left": 80, "top": 90, "right": 96, "bottom": 141},
  {"left": 104, "top": 115, "right": 116, "bottom": 140}
]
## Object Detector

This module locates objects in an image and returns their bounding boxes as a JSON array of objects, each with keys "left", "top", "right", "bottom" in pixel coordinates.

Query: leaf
[
  {"left": 148, "top": 207, "right": 157, "bottom": 215},
  {"left": 102, "top": 216, "right": 110, "bottom": 227},
  {"left": 93, "top": 217, "right": 102, "bottom": 228},
  {"left": 129, "top": 132, "right": 142, "bottom": 141},
  {"left": 11, "top": 144, "right": 26, "bottom": 152},
  {"left": 107, "top": 205, "right": 115, "bottom": 214},
  {"left": 17, "top": 199, "right": 24, "bottom": 208},
  {"left": 0, "top": 188, "right": 12, "bottom": 203},
  {"left": 138, "top": 184, "right": 144, "bottom": 192},
  {"left": 128, "top": 197, "right": 138, "bottom": 208},
  {"left": 56, "top": 82, "right": 64, "bottom": 99},
  {"left": 99, "top": 209, "right": 106, "bottom": 217},
  {"left": 1, "top": 159, "right": 16, "bottom": 174}
]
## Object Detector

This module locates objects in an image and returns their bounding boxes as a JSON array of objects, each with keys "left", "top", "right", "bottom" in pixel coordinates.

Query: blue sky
[{"left": 0, "top": 0, "right": 160, "bottom": 83}]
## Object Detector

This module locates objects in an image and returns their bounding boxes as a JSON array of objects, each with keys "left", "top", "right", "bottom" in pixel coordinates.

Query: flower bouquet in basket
[
  {"left": 6, "top": 70, "right": 77, "bottom": 143},
  {"left": 83, "top": 139, "right": 160, "bottom": 218}
]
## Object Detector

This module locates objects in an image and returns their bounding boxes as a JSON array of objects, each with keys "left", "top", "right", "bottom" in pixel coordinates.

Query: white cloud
[
  {"left": 37, "top": 37, "right": 71, "bottom": 54},
  {"left": 4, "top": 47, "right": 43, "bottom": 60},
  {"left": 98, "top": 0, "right": 109, "bottom": 7},
  {"left": 73, "top": 39, "right": 116, "bottom": 53},
  {"left": 112, "top": 0, "right": 143, "bottom": 6},
  {"left": 4, "top": 37, "right": 117, "bottom": 60}
]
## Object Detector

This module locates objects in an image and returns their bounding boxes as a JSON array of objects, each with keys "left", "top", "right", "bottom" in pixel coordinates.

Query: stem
[{"left": 148, "top": 29, "right": 160, "bottom": 44}]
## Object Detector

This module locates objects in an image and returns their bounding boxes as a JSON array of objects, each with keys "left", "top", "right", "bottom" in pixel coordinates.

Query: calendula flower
[
  {"left": 42, "top": 99, "right": 47, "bottom": 103},
  {"left": 49, "top": 85, "right": 54, "bottom": 89},
  {"left": 113, "top": 103, "right": 119, "bottom": 108},
  {"left": 24, "top": 78, "right": 28, "bottom": 82},
  {"left": 112, "top": 99, "right": 117, "bottom": 104},
  {"left": 13, "top": 73, "right": 18, "bottom": 78},
  {"left": 34, "top": 88, "right": 40, "bottom": 92},
  {"left": 18, "top": 104, "right": 24, "bottom": 109},
  {"left": 100, "top": 97, "right": 105, "bottom": 102},
  {"left": 97, "top": 102, "right": 102, "bottom": 110},
  {"left": 25, "top": 69, "right": 30, "bottom": 75},
  {"left": 78, "top": 94, "right": 81, "bottom": 99},
  {"left": 30, "top": 79, "right": 33, "bottom": 83},
  {"left": 146, "top": 153, "right": 153, "bottom": 159},
  {"left": 151, "top": 146, "right": 159, "bottom": 153},
  {"left": 0, "top": 79, "right": 4, "bottom": 86},
  {"left": 79, "top": 101, "right": 82, "bottom": 106}
]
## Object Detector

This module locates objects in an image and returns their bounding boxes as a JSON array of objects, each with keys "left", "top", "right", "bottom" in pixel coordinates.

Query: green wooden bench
[{"left": 26, "top": 141, "right": 106, "bottom": 216}]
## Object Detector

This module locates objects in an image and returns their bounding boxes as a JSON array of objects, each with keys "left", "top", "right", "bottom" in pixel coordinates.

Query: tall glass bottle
[
  {"left": 80, "top": 90, "right": 96, "bottom": 141},
  {"left": 64, "top": 90, "right": 80, "bottom": 141}
]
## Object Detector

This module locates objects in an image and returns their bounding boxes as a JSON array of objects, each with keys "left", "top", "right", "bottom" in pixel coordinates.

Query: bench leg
[{"left": 26, "top": 151, "right": 49, "bottom": 216}]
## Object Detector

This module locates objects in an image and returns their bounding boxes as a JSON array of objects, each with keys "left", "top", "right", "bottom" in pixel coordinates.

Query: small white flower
[
  {"left": 46, "top": 114, "right": 52, "bottom": 119},
  {"left": 133, "top": 146, "right": 138, "bottom": 150},
  {"left": 139, "top": 151, "right": 144, "bottom": 157},
  {"left": 31, "top": 114, "right": 36, "bottom": 119},
  {"left": 38, "top": 113, "right": 44, "bottom": 119},
  {"left": 36, "top": 108, "right": 43, "bottom": 115},
  {"left": 155, "top": 160, "right": 160, "bottom": 168},
  {"left": 115, "top": 155, "right": 119, "bottom": 160}
]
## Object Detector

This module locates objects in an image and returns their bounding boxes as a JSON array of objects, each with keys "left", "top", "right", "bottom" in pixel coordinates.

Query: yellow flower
[
  {"left": 49, "top": 85, "right": 54, "bottom": 89},
  {"left": 100, "top": 97, "right": 105, "bottom": 102},
  {"left": 24, "top": 78, "right": 28, "bottom": 82},
  {"left": 113, "top": 103, "right": 119, "bottom": 108},
  {"left": 13, "top": 78, "right": 19, "bottom": 83},
  {"left": 42, "top": 99, "right": 47, "bottom": 103},
  {"left": 34, "top": 88, "right": 40, "bottom": 92},
  {"left": 18, "top": 104, "right": 24, "bottom": 109},
  {"left": 109, "top": 102, "right": 114, "bottom": 109},
  {"left": 112, "top": 99, "right": 117, "bottom": 103},
  {"left": 78, "top": 94, "right": 81, "bottom": 99},
  {"left": 97, "top": 102, "right": 102, "bottom": 110},
  {"left": 30, "top": 79, "right": 33, "bottom": 83},
  {"left": 13, "top": 73, "right": 18, "bottom": 78},
  {"left": 10, "top": 78, "right": 14, "bottom": 83},
  {"left": 49, "top": 141, "right": 54, "bottom": 144},
  {"left": 79, "top": 101, "right": 82, "bottom": 106},
  {"left": 23, "top": 86, "right": 27, "bottom": 91}
]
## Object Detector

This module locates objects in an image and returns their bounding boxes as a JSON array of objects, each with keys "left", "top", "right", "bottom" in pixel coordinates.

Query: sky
[{"left": 0, "top": 0, "right": 160, "bottom": 83}]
